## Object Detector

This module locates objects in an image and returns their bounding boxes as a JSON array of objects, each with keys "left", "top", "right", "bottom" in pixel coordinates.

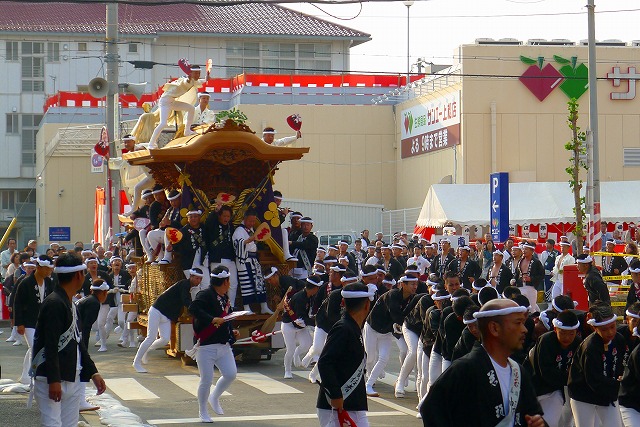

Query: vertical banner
[{"left": 95, "top": 187, "right": 105, "bottom": 244}]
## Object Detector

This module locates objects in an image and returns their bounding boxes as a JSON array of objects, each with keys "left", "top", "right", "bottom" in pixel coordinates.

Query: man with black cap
[
  {"left": 148, "top": 189, "right": 182, "bottom": 264},
  {"left": 148, "top": 63, "right": 209, "bottom": 149},
  {"left": 420, "top": 299, "right": 546, "bottom": 427},
  {"left": 262, "top": 126, "right": 301, "bottom": 147},
  {"left": 31, "top": 252, "right": 106, "bottom": 426},
  {"left": 132, "top": 268, "right": 203, "bottom": 373},
  {"left": 576, "top": 253, "right": 610, "bottom": 306},
  {"left": 316, "top": 282, "right": 374, "bottom": 427},
  {"left": 193, "top": 92, "right": 216, "bottom": 126},
  {"left": 169, "top": 209, "right": 210, "bottom": 289},
  {"left": 289, "top": 216, "right": 318, "bottom": 279}
]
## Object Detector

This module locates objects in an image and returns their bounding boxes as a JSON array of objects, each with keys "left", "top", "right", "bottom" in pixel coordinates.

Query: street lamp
[{"left": 403, "top": 1, "right": 414, "bottom": 84}]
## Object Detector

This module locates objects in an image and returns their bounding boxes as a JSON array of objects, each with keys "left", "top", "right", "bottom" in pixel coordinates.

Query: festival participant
[
  {"left": 420, "top": 299, "right": 546, "bottom": 427},
  {"left": 105, "top": 257, "right": 131, "bottom": 347},
  {"left": 261, "top": 126, "right": 301, "bottom": 147},
  {"left": 281, "top": 275, "right": 322, "bottom": 379},
  {"left": 142, "top": 185, "right": 170, "bottom": 262},
  {"left": 205, "top": 205, "right": 238, "bottom": 306},
  {"left": 487, "top": 249, "right": 513, "bottom": 295},
  {"left": 350, "top": 238, "right": 367, "bottom": 274},
  {"left": 602, "top": 238, "right": 628, "bottom": 287},
  {"left": 263, "top": 266, "right": 305, "bottom": 302},
  {"left": 450, "top": 305, "right": 481, "bottom": 362},
  {"left": 232, "top": 209, "right": 272, "bottom": 315},
  {"left": 451, "top": 245, "right": 482, "bottom": 290},
  {"left": 427, "top": 271, "right": 460, "bottom": 389},
  {"left": 540, "top": 239, "right": 559, "bottom": 302},
  {"left": 551, "top": 240, "right": 575, "bottom": 300},
  {"left": 13, "top": 255, "right": 54, "bottom": 384},
  {"left": 429, "top": 239, "right": 455, "bottom": 278},
  {"left": 417, "top": 289, "right": 449, "bottom": 401},
  {"left": 619, "top": 326, "right": 640, "bottom": 427},
  {"left": 513, "top": 241, "right": 544, "bottom": 313},
  {"left": 122, "top": 263, "right": 141, "bottom": 347},
  {"left": 441, "top": 292, "right": 475, "bottom": 372},
  {"left": 395, "top": 289, "right": 433, "bottom": 398},
  {"left": 81, "top": 257, "right": 111, "bottom": 351},
  {"left": 124, "top": 189, "right": 153, "bottom": 256},
  {"left": 31, "top": 252, "right": 106, "bottom": 427},
  {"left": 508, "top": 244, "right": 523, "bottom": 277},
  {"left": 619, "top": 302, "right": 640, "bottom": 359},
  {"left": 189, "top": 266, "right": 240, "bottom": 422},
  {"left": 148, "top": 64, "right": 208, "bottom": 149},
  {"left": 568, "top": 303, "right": 626, "bottom": 427},
  {"left": 625, "top": 259, "right": 640, "bottom": 309},
  {"left": 170, "top": 209, "right": 210, "bottom": 290},
  {"left": 316, "top": 282, "right": 372, "bottom": 427},
  {"left": 193, "top": 92, "right": 216, "bottom": 125},
  {"left": 364, "top": 274, "right": 417, "bottom": 397},
  {"left": 337, "top": 240, "right": 357, "bottom": 274},
  {"left": 529, "top": 310, "right": 581, "bottom": 427},
  {"left": 289, "top": 217, "right": 318, "bottom": 279},
  {"left": 1, "top": 237, "right": 18, "bottom": 280},
  {"left": 379, "top": 245, "right": 403, "bottom": 280},
  {"left": 148, "top": 189, "right": 182, "bottom": 265},
  {"left": 132, "top": 268, "right": 203, "bottom": 373},
  {"left": 76, "top": 280, "right": 109, "bottom": 412},
  {"left": 576, "top": 254, "right": 610, "bottom": 306}
]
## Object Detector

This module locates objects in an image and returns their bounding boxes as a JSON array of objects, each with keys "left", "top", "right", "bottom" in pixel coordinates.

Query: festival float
[{"left": 120, "top": 105, "right": 308, "bottom": 363}]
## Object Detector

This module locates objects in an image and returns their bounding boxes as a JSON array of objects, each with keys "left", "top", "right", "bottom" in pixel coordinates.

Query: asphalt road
[{"left": 0, "top": 324, "right": 425, "bottom": 427}]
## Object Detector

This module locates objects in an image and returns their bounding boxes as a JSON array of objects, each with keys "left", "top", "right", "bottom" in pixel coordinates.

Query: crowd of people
[{"left": 3, "top": 215, "right": 640, "bottom": 426}]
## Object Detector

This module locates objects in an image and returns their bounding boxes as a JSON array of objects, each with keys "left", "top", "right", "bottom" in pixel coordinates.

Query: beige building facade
[{"left": 395, "top": 42, "right": 640, "bottom": 209}]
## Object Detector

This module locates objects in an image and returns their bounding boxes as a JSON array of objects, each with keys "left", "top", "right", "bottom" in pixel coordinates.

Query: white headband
[
  {"left": 189, "top": 269, "right": 204, "bottom": 278},
  {"left": 473, "top": 305, "right": 528, "bottom": 319},
  {"left": 299, "top": 218, "right": 314, "bottom": 224},
  {"left": 22, "top": 262, "right": 36, "bottom": 268},
  {"left": 587, "top": 314, "right": 617, "bottom": 327},
  {"left": 427, "top": 279, "right": 439, "bottom": 286},
  {"left": 382, "top": 279, "right": 396, "bottom": 286},
  {"left": 626, "top": 310, "right": 640, "bottom": 319},
  {"left": 539, "top": 311, "right": 551, "bottom": 331},
  {"left": 264, "top": 267, "right": 278, "bottom": 279},
  {"left": 85, "top": 258, "right": 98, "bottom": 265},
  {"left": 54, "top": 264, "right": 87, "bottom": 274},
  {"left": 306, "top": 277, "right": 323, "bottom": 286},
  {"left": 552, "top": 318, "right": 580, "bottom": 330},
  {"left": 400, "top": 276, "right": 418, "bottom": 282},
  {"left": 317, "top": 247, "right": 327, "bottom": 254},
  {"left": 551, "top": 300, "right": 562, "bottom": 312},
  {"left": 361, "top": 271, "right": 377, "bottom": 277},
  {"left": 34, "top": 258, "right": 54, "bottom": 268},
  {"left": 187, "top": 210, "right": 202, "bottom": 216},
  {"left": 330, "top": 265, "right": 346, "bottom": 272},
  {"left": 577, "top": 256, "right": 593, "bottom": 264},
  {"left": 463, "top": 318, "right": 478, "bottom": 325},
  {"left": 559, "top": 241, "right": 571, "bottom": 246},
  {"left": 341, "top": 276, "right": 358, "bottom": 283},
  {"left": 432, "top": 293, "right": 451, "bottom": 301},
  {"left": 90, "top": 282, "right": 110, "bottom": 291},
  {"left": 110, "top": 257, "right": 123, "bottom": 264},
  {"left": 630, "top": 267, "right": 640, "bottom": 274},
  {"left": 210, "top": 270, "right": 229, "bottom": 279},
  {"left": 376, "top": 268, "right": 386, "bottom": 275},
  {"left": 341, "top": 289, "right": 376, "bottom": 301}
]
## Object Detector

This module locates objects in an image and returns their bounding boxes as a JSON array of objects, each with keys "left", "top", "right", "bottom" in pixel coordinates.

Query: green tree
[{"left": 565, "top": 98, "right": 588, "bottom": 255}]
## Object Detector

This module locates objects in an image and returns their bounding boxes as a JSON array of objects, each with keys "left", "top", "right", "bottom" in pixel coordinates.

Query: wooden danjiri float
[{"left": 121, "top": 113, "right": 308, "bottom": 363}]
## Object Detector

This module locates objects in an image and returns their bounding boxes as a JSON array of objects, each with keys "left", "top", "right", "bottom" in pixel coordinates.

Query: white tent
[{"left": 416, "top": 181, "right": 640, "bottom": 228}]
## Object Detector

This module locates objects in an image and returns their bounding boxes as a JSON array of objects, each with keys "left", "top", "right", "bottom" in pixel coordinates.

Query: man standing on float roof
[
  {"left": 148, "top": 64, "right": 210, "bottom": 149},
  {"left": 262, "top": 127, "right": 301, "bottom": 146}
]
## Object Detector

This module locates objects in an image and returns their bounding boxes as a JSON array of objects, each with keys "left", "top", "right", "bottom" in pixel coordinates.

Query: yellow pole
[{"left": 0, "top": 217, "right": 17, "bottom": 249}]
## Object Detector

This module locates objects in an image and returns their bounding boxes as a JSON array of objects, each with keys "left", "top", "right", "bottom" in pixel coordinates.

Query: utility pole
[
  {"left": 586, "top": 0, "right": 601, "bottom": 252},
  {"left": 105, "top": 3, "right": 121, "bottom": 242}
]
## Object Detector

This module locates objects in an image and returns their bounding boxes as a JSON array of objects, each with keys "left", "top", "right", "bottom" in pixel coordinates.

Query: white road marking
[
  {"left": 369, "top": 396, "right": 418, "bottom": 416},
  {"left": 148, "top": 411, "right": 404, "bottom": 424},
  {"left": 105, "top": 378, "right": 159, "bottom": 401},
  {"left": 165, "top": 375, "right": 231, "bottom": 397},
  {"left": 376, "top": 372, "right": 416, "bottom": 390},
  {"left": 236, "top": 372, "right": 303, "bottom": 394}
]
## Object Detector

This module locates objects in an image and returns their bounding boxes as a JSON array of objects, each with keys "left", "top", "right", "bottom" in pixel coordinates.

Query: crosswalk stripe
[
  {"left": 105, "top": 378, "right": 159, "bottom": 400},
  {"left": 236, "top": 372, "right": 303, "bottom": 394},
  {"left": 148, "top": 411, "right": 405, "bottom": 424},
  {"left": 165, "top": 375, "right": 231, "bottom": 397},
  {"left": 377, "top": 372, "right": 416, "bottom": 390}
]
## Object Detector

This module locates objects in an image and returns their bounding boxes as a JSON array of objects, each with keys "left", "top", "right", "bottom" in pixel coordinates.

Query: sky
[{"left": 286, "top": 0, "right": 640, "bottom": 74}]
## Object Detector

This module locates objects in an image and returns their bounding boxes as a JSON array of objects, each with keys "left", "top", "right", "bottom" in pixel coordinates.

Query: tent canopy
[{"left": 416, "top": 181, "right": 640, "bottom": 228}]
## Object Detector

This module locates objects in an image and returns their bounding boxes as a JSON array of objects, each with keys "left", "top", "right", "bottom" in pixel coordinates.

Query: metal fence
[{"left": 381, "top": 207, "right": 422, "bottom": 241}]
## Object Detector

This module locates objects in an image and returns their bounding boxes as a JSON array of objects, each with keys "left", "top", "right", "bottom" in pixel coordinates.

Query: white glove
[
  {"left": 393, "top": 323, "right": 402, "bottom": 335},
  {"left": 510, "top": 279, "right": 516, "bottom": 285},
  {"left": 294, "top": 318, "right": 306, "bottom": 328}
]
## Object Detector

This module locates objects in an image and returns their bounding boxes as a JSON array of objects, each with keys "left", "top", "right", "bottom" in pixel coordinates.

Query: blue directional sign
[{"left": 490, "top": 172, "right": 510, "bottom": 242}]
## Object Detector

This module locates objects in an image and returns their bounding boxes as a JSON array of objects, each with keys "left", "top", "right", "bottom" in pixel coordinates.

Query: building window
[
  {"left": 21, "top": 42, "right": 45, "bottom": 93},
  {"left": 128, "top": 43, "right": 138, "bottom": 53},
  {"left": 6, "top": 41, "right": 18, "bottom": 61},
  {"left": 47, "top": 42, "right": 60, "bottom": 62},
  {"left": 0, "top": 191, "right": 15, "bottom": 210},
  {"left": 21, "top": 114, "right": 42, "bottom": 166},
  {"left": 6, "top": 114, "right": 19, "bottom": 134},
  {"left": 78, "top": 42, "right": 87, "bottom": 52},
  {"left": 225, "top": 42, "right": 333, "bottom": 77}
]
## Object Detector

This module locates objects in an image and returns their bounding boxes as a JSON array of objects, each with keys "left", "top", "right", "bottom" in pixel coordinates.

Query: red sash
[{"left": 195, "top": 296, "right": 230, "bottom": 342}]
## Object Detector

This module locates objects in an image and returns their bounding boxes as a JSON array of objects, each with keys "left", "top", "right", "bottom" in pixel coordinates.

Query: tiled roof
[{"left": 0, "top": 2, "right": 370, "bottom": 43}]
